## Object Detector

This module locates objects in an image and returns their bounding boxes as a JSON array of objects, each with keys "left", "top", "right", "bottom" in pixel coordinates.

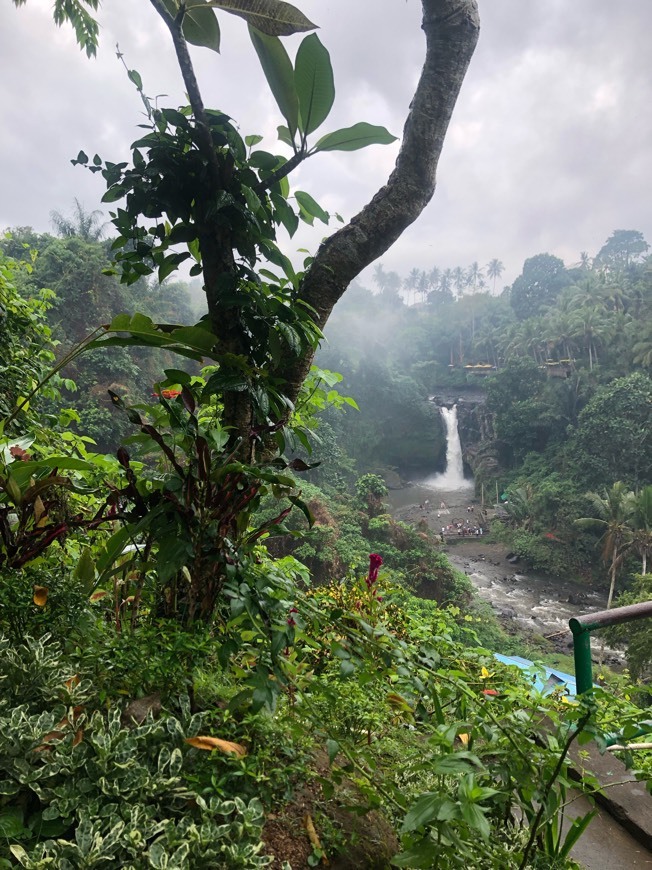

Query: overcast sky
[{"left": 2, "top": 0, "right": 652, "bottom": 290}]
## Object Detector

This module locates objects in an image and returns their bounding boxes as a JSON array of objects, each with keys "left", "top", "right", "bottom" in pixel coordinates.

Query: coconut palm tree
[
  {"left": 576, "top": 482, "right": 635, "bottom": 608},
  {"left": 452, "top": 266, "right": 466, "bottom": 297},
  {"left": 631, "top": 486, "right": 652, "bottom": 575},
  {"left": 541, "top": 308, "right": 578, "bottom": 363},
  {"left": 503, "top": 317, "right": 546, "bottom": 363},
  {"left": 372, "top": 262, "right": 389, "bottom": 294},
  {"left": 382, "top": 270, "right": 403, "bottom": 306},
  {"left": 486, "top": 258, "right": 504, "bottom": 294},
  {"left": 439, "top": 268, "right": 453, "bottom": 295},
  {"left": 403, "top": 268, "right": 421, "bottom": 305},
  {"left": 504, "top": 484, "right": 535, "bottom": 531},
  {"left": 466, "top": 261, "right": 484, "bottom": 293},
  {"left": 632, "top": 324, "right": 652, "bottom": 368},
  {"left": 567, "top": 274, "right": 607, "bottom": 312},
  {"left": 417, "top": 270, "right": 430, "bottom": 303},
  {"left": 427, "top": 266, "right": 441, "bottom": 291},
  {"left": 50, "top": 198, "right": 106, "bottom": 241},
  {"left": 569, "top": 305, "right": 610, "bottom": 371},
  {"left": 600, "top": 279, "right": 628, "bottom": 314}
]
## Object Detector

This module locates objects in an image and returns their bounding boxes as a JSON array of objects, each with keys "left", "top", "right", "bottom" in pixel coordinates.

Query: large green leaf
[
  {"left": 161, "top": 0, "right": 221, "bottom": 52},
  {"left": 277, "top": 125, "right": 294, "bottom": 147},
  {"left": 432, "top": 752, "right": 482, "bottom": 775},
  {"left": 294, "top": 34, "right": 334, "bottom": 136},
  {"left": 401, "top": 793, "right": 443, "bottom": 832},
  {"left": 170, "top": 325, "right": 217, "bottom": 354},
  {"left": 295, "top": 191, "right": 328, "bottom": 224},
  {"left": 96, "top": 526, "right": 133, "bottom": 577},
  {"left": 209, "top": 0, "right": 316, "bottom": 36},
  {"left": 91, "top": 316, "right": 218, "bottom": 361},
  {"left": 0, "top": 806, "right": 26, "bottom": 838},
  {"left": 14, "top": 457, "right": 95, "bottom": 479},
  {"left": 459, "top": 801, "right": 490, "bottom": 839},
  {"left": 249, "top": 27, "right": 298, "bottom": 139},
  {"left": 270, "top": 192, "right": 299, "bottom": 237},
  {"left": 313, "top": 122, "right": 398, "bottom": 152}
]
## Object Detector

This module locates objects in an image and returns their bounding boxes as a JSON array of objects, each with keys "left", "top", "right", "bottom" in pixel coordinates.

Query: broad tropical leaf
[
  {"left": 294, "top": 34, "right": 334, "bottom": 135},
  {"left": 277, "top": 124, "right": 294, "bottom": 147},
  {"left": 314, "top": 122, "right": 398, "bottom": 152},
  {"left": 249, "top": 27, "right": 299, "bottom": 139},
  {"left": 209, "top": 0, "right": 316, "bottom": 37},
  {"left": 295, "top": 191, "right": 328, "bottom": 224},
  {"left": 161, "top": 0, "right": 221, "bottom": 52}
]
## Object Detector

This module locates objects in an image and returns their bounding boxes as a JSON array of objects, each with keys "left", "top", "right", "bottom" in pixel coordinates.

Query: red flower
[
  {"left": 151, "top": 389, "right": 182, "bottom": 400},
  {"left": 366, "top": 553, "right": 383, "bottom": 587},
  {"left": 9, "top": 446, "right": 31, "bottom": 461},
  {"left": 287, "top": 606, "right": 299, "bottom": 627}
]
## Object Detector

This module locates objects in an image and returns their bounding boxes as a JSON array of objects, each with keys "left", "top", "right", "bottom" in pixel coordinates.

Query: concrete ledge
[{"left": 568, "top": 740, "right": 652, "bottom": 851}]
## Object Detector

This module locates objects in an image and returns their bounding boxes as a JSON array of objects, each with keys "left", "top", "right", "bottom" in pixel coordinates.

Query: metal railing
[
  {"left": 569, "top": 601, "right": 652, "bottom": 748},
  {"left": 569, "top": 600, "right": 652, "bottom": 695}
]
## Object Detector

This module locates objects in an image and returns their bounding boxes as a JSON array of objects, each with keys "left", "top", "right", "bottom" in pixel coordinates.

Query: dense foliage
[
  {"left": 314, "top": 230, "right": 652, "bottom": 676},
  {"left": 1, "top": 242, "right": 628, "bottom": 869},
  {"left": 4, "top": 1, "right": 652, "bottom": 866}
]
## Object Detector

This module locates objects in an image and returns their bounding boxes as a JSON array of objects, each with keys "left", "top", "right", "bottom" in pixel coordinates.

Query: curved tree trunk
[
  {"left": 279, "top": 0, "right": 480, "bottom": 413},
  {"left": 607, "top": 548, "right": 618, "bottom": 609},
  {"left": 151, "top": 0, "right": 480, "bottom": 441}
]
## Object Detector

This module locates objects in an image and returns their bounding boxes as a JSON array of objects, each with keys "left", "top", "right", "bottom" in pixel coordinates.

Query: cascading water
[{"left": 427, "top": 404, "right": 471, "bottom": 489}]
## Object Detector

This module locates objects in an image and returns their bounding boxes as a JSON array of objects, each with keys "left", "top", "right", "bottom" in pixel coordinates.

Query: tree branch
[
  {"left": 148, "top": 0, "right": 222, "bottom": 187},
  {"left": 148, "top": 0, "right": 237, "bottom": 368},
  {"left": 280, "top": 0, "right": 480, "bottom": 406},
  {"left": 254, "top": 149, "right": 306, "bottom": 195}
]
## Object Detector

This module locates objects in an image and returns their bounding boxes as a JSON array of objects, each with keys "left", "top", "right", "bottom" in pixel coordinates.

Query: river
[{"left": 388, "top": 481, "right": 619, "bottom": 661}]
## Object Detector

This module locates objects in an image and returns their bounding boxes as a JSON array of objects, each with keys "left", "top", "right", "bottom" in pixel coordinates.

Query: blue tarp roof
[{"left": 494, "top": 653, "right": 578, "bottom": 698}]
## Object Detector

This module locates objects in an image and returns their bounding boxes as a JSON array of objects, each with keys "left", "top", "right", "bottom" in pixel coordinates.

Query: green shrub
[{"left": 0, "top": 635, "right": 273, "bottom": 869}]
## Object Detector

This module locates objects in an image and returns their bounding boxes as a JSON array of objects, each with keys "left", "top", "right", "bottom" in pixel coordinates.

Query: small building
[
  {"left": 463, "top": 363, "right": 496, "bottom": 377},
  {"left": 543, "top": 359, "right": 573, "bottom": 379}
]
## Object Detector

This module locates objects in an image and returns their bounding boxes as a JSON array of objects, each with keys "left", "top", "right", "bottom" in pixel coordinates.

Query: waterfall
[{"left": 427, "top": 404, "right": 471, "bottom": 490}]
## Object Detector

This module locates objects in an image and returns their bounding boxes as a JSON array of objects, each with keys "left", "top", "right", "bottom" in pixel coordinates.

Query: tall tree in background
[
  {"left": 466, "top": 260, "right": 484, "bottom": 293},
  {"left": 576, "top": 482, "right": 634, "bottom": 608},
  {"left": 595, "top": 229, "right": 649, "bottom": 273},
  {"left": 631, "top": 486, "right": 652, "bottom": 576},
  {"left": 50, "top": 198, "right": 106, "bottom": 242},
  {"left": 404, "top": 267, "right": 421, "bottom": 305},
  {"left": 486, "top": 258, "right": 504, "bottom": 294},
  {"left": 452, "top": 265, "right": 466, "bottom": 296},
  {"left": 509, "top": 253, "right": 569, "bottom": 320}
]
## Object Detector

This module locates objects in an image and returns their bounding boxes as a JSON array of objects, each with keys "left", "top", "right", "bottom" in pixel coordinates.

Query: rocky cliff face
[
  {"left": 429, "top": 392, "right": 501, "bottom": 483},
  {"left": 378, "top": 400, "right": 446, "bottom": 476},
  {"left": 457, "top": 400, "right": 502, "bottom": 482}
]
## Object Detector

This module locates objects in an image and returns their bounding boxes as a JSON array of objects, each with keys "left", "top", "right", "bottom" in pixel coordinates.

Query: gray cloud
[{"left": 2, "top": 0, "right": 651, "bottom": 290}]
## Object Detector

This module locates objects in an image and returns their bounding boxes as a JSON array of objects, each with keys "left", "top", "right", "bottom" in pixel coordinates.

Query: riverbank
[
  {"left": 444, "top": 537, "right": 611, "bottom": 658},
  {"left": 391, "top": 488, "right": 622, "bottom": 664}
]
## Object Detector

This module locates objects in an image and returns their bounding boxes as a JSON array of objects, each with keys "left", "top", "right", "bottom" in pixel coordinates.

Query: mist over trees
[{"left": 316, "top": 229, "right": 652, "bottom": 593}]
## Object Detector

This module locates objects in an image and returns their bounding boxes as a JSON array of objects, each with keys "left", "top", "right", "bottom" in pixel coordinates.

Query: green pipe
[
  {"left": 569, "top": 619, "right": 593, "bottom": 695},
  {"left": 569, "top": 603, "right": 652, "bottom": 748}
]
